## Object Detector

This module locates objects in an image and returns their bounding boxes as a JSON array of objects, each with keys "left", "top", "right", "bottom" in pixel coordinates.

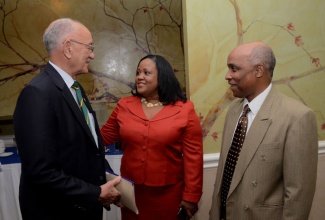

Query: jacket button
[
  {"left": 99, "top": 176, "right": 104, "bottom": 181},
  {"left": 243, "top": 205, "right": 249, "bottom": 210},
  {"left": 252, "top": 181, "right": 257, "bottom": 187},
  {"left": 261, "top": 155, "right": 266, "bottom": 161}
]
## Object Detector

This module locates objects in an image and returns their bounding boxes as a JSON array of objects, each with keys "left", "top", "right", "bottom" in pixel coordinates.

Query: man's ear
[
  {"left": 63, "top": 40, "right": 72, "bottom": 59},
  {"left": 255, "top": 64, "right": 264, "bottom": 78}
]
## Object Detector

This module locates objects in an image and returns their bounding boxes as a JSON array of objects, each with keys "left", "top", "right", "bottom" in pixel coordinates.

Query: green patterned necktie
[{"left": 71, "top": 81, "right": 90, "bottom": 126}]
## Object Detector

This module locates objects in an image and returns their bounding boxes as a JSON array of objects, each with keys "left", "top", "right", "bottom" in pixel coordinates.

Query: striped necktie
[{"left": 71, "top": 81, "right": 90, "bottom": 126}]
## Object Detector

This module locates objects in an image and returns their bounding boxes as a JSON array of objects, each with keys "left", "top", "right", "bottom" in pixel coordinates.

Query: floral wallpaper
[
  {"left": 184, "top": 0, "right": 325, "bottom": 153},
  {"left": 1, "top": 0, "right": 324, "bottom": 154},
  {"left": 0, "top": 0, "right": 184, "bottom": 128}
]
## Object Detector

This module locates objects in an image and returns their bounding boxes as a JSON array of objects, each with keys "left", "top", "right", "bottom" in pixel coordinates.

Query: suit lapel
[
  {"left": 46, "top": 64, "right": 96, "bottom": 146},
  {"left": 125, "top": 97, "right": 182, "bottom": 121},
  {"left": 228, "top": 88, "right": 278, "bottom": 198},
  {"left": 151, "top": 103, "right": 182, "bottom": 121},
  {"left": 62, "top": 86, "right": 96, "bottom": 144},
  {"left": 215, "top": 100, "right": 243, "bottom": 195}
]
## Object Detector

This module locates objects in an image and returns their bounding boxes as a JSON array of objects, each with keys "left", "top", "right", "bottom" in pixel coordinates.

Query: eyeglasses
[{"left": 70, "top": 39, "right": 94, "bottom": 52}]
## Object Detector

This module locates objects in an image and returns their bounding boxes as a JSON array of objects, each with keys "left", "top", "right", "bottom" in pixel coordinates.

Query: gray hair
[
  {"left": 249, "top": 44, "right": 276, "bottom": 77},
  {"left": 43, "top": 18, "right": 77, "bottom": 54}
]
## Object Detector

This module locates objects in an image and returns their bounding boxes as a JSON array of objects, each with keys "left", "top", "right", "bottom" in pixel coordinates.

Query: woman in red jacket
[{"left": 101, "top": 54, "right": 203, "bottom": 220}]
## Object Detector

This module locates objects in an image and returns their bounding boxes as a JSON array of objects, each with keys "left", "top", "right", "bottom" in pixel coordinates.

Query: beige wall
[
  {"left": 196, "top": 153, "right": 325, "bottom": 220},
  {"left": 183, "top": 0, "right": 325, "bottom": 154}
]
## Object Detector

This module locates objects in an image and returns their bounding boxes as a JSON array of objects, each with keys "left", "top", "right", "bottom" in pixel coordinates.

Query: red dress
[{"left": 101, "top": 96, "right": 203, "bottom": 220}]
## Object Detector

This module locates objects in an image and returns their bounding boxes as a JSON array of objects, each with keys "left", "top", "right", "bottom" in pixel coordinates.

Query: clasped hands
[{"left": 98, "top": 176, "right": 122, "bottom": 210}]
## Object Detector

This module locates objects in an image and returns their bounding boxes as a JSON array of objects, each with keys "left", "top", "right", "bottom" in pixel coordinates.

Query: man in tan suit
[{"left": 209, "top": 42, "right": 318, "bottom": 220}]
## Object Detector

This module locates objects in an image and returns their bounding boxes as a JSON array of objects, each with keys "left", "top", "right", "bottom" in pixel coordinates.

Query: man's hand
[{"left": 98, "top": 176, "right": 122, "bottom": 209}]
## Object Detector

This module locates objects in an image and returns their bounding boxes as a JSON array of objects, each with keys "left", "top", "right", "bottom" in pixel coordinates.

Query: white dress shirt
[{"left": 243, "top": 83, "right": 272, "bottom": 132}]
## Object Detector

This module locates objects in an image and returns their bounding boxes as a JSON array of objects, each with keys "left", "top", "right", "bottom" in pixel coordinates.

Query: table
[{"left": 0, "top": 146, "right": 123, "bottom": 220}]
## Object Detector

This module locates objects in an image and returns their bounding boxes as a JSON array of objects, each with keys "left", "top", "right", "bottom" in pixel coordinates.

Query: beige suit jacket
[{"left": 209, "top": 87, "right": 318, "bottom": 220}]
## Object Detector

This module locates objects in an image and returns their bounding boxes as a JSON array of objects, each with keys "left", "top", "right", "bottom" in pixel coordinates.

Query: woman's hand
[{"left": 179, "top": 200, "right": 198, "bottom": 219}]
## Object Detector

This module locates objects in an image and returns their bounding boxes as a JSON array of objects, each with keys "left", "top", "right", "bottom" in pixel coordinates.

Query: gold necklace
[{"left": 141, "top": 98, "right": 163, "bottom": 107}]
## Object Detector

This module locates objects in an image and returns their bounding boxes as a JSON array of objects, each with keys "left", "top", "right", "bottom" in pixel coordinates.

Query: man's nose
[
  {"left": 225, "top": 71, "right": 232, "bottom": 80},
  {"left": 90, "top": 51, "right": 95, "bottom": 59}
]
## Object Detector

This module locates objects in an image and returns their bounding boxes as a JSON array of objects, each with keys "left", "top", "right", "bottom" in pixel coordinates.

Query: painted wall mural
[
  {"left": 1, "top": 0, "right": 324, "bottom": 154},
  {"left": 0, "top": 0, "right": 184, "bottom": 128},
  {"left": 184, "top": 0, "right": 325, "bottom": 153}
]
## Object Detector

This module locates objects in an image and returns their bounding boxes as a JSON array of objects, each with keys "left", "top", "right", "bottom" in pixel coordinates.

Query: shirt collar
[
  {"left": 243, "top": 83, "right": 272, "bottom": 116},
  {"left": 49, "top": 61, "right": 75, "bottom": 88}
]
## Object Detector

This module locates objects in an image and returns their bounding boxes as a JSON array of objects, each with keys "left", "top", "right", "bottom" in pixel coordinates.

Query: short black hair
[{"left": 132, "top": 54, "right": 187, "bottom": 105}]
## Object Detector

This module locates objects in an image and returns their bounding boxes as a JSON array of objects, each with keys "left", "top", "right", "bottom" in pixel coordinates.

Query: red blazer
[{"left": 101, "top": 96, "right": 203, "bottom": 202}]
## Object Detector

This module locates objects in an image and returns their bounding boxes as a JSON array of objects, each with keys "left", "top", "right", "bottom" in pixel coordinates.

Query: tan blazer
[{"left": 209, "top": 87, "right": 318, "bottom": 220}]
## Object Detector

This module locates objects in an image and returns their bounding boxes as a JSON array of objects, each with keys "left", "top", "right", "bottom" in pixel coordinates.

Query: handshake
[{"left": 98, "top": 176, "right": 122, "bottom": 210}]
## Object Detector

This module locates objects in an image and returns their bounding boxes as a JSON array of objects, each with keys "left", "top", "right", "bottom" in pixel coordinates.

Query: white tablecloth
[
  {"left": 0, "top": 163, "right": 22, "bottom": 220},
  {"left": 0, "top": 155, "right": 122, "bottom": 220}
]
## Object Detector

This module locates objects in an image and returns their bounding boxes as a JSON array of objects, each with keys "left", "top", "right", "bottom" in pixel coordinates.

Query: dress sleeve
[
  {"left": 181, "top": 101, "right": 204, "bottom": 202},
  {"left": 100, "top": 103, "right": 121, "bottom": 146}
]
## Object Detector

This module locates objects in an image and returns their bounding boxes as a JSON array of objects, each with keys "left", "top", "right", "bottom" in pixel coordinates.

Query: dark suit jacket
[
  {"left": 14, "top": 63, "right": 111, "bottom": 220},
  {"left": 209, "top": 87, "right": 318, "bottom": 220}
]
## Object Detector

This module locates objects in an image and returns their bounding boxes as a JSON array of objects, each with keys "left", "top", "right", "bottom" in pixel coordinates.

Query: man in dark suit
[
  {"left": 14, "top": 18, "right": 121, "bottom": 220},
  {"left": 209, "top": 42, "right": 318, "bottom": 220}
]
